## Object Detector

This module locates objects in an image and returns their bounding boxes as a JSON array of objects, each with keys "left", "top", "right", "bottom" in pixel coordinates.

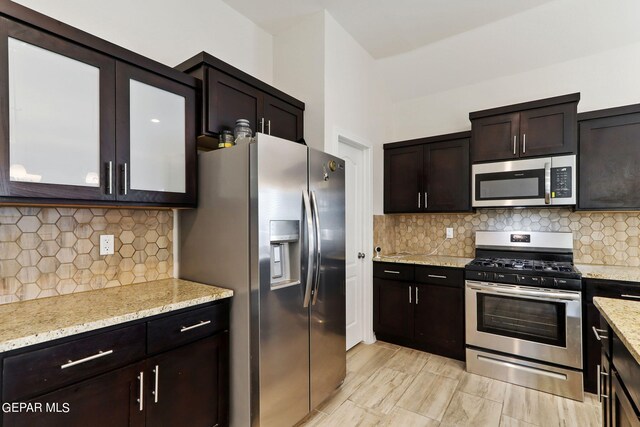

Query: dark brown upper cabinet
[
  {"left": 262, "top": 93, "right": 304, "bottom": 142},
  {"left": 470, "top": 93, "right": 579, "bottom": 163},
  {"left": 115, "top": 63, "right": 197, "bottom": 206},
  {"left": 384, "top": 145, "right": 423, "bottom": 213},
  {"left": 0, "top": 18, "right": 117, "bottom": 202},
  {"left": 176, "top": 52, "right": 305, "bottom": 149},
  {"left": 205, "top": 68, "right": 262, "bottom": 137},
  {"left": 384, "top": 132, "right": 471, "bottom": 214},
  {"left": 578, "top": 104, "right": 640, "bottom": 210},
  {"left": 0, "top": 4, "right": 199, "bottom": 207}
]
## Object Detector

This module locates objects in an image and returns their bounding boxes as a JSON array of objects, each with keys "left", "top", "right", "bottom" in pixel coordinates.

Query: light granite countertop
[
  {"left": 594, "top": 296, "right": 640, "bottom": 365},
  {"left": 373, "top": 254, "right": 473, "bottom": 269},
  {"left": 0, "top": 278, "right": 233, "bottom": 353},
  {"left": 576, "top": 264, "right": 640, "bottom": 283}
]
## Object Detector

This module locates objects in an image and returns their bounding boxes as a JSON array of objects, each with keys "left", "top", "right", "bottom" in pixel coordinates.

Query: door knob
[{"left": 357, "top": 252, "right": 366, "bottom": 259}]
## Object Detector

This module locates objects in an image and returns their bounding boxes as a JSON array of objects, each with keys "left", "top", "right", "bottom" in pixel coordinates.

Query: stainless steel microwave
[{"left": 472, "top": 155, "right": 576, "bottom": 207}]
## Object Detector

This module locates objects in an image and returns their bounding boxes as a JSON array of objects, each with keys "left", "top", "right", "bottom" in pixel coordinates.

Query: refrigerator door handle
[
  {"left": 310, "top": 191, "right": 322, "bottom": 305},
  {"left": 302, "top": 190, "right": 315, "bottom": 308}
]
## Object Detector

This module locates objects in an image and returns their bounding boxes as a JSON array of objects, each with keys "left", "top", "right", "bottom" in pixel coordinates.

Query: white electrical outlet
[
  {"left": 446, "top": 227, "right": 454, "bottom": 239},
  {"left": 100, "top": 235, "right": 114, "bottom": 256}
]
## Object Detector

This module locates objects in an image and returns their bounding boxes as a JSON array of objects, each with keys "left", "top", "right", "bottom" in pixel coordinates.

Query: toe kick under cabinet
[
  {"left": 373, "top": 262, "right": 465, "bottom": 361},
  {"left": 0, "top": 300, "right": 229, "bottom": 427}
]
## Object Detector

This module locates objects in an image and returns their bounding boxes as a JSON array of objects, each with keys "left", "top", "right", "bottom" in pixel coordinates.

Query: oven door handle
[{"left": 467, "top": 282, "right": 580, "bottom": 301}]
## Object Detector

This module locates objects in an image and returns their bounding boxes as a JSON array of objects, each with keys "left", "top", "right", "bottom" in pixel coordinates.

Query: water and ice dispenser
[{"left": 269, "top": 220, "right": 300, "bottom": 289}]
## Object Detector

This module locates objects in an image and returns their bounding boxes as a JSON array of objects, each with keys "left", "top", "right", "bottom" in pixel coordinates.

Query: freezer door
[
  {"left": 308, "top": 148, "right": 347, "bottom": 409},
  {"left": 252, "top": 135, "right": 311, "bottom": 427}
]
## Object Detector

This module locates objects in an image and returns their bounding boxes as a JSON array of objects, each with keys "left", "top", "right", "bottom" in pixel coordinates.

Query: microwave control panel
[{"left": 551, "top": 166, "right": 572, "bottom": 198}]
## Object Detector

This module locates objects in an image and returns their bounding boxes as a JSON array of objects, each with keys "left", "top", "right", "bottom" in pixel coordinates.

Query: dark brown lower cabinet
[
  {"left": 598, "top": 313, "right": 640, "bottom": 427},
  {"left": 611, "top": 371, "right": 640, "bottom": 427},
  {"left": 413, "top": 283, "right": 465, "bottom": 360},
  {"left": 1, "top": 301, "right": 230, "bottom": 427},
  {"left": 584, "top": 279, "right": 640, "bottom": 393},
  {"left": 373, "top": 262, "right": 465, "bottom": 361},
  {"left": 146, "top": 333, "right": 229, "bottom": 427},
  {"left": 373, "top": 279, "right": 413, "bottom": 340},
  {"left": 3, "top": 362, "right": 145, "bottom": 427}
]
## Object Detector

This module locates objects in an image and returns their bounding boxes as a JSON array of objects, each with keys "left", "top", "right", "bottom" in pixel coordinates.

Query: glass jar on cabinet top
[
  {"left": 218, "top": 130, "right": 234, "bottom": 149},
  {"left": 234, "top": 119, "right": 252, "bottom": 145}
]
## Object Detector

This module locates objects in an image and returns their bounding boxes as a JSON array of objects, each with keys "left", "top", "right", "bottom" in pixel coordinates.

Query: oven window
[{"left": 477, "top": 294, "right": 566, "bottom": 347}]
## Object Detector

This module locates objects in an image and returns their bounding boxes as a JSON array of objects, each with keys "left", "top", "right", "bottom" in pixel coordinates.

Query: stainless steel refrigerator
[{"left": 179, "top": 134, "right": 346, "bottom": 427}]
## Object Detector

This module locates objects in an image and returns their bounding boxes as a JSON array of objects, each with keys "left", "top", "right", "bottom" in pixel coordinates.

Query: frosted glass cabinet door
[
  {"left": 0, "top": 19, "right": 116, "bottom": 200},
  {"left": 129, "top": 80, "right": 185, "bottom": 193},
  {"left": 116, "top": 63, "right": 196, "bottom": 205}
]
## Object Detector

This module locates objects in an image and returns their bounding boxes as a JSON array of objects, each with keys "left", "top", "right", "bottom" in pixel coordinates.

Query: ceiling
[{"left": 221, "top": 0, "right": 556, "bottom": 58}]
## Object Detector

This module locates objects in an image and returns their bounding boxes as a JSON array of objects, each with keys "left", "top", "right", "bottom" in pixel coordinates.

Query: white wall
[
  {"left": 13, "top": 0, "right": 274, "bottom": 82},
  {"left": 273, "top": 11, "right": 388, "bottom": 212},
  {"left": 273, "top": 12, "right": 325, "bottom": 150},
  {"left": 377, "top": 0, "right": 640, "bottom": 103},
  {"left": 323, "top": 12, "right": 388, "bottom": 213},
  {"left": 388, "top": 40, "right": 640, "bottom": 141}
]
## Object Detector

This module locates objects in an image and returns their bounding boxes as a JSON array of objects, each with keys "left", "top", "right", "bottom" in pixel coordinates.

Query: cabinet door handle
[
  {"left": 428, "top": 274, "right": 447, "bottom": 279},
  {"left": 137, "top": 371, "right": 144, "bottom": 411},
  {"left": 592, "top": 326, "right": 608, "bottom": 341},
  {"left": 180, "top": 320, "right": 211, "bottom": 332},
  {"left": 267, "top": 119, "right": 271, "bottom": 135},
  {"left": 597, "top": 364, "right": 601, "bottom": 402},
  {"left": 513, "top": 135, "right": 517, "bottom": 155},
  {"left": 61, "top": 349, "right": 113, "bottom": 369},
  {"left": 260, "top": 118, "right": 265, "bottom": 134},
  {"left": 152, "top": 365, "right": 159, "bottom": 403},
  {"left": 384, "top": 270, "right": 400, "bottom": 274},
  {"left": 522, "top": 133, "right": 526, "bottom": 153},
  {"left": 106, "top": 161, "right": 113, "bottom": 195},
  {"left": 121, "top": 163, "right": 128, "bottom": 195},
  {"left": 418, "top": 192, "right": 421, "bottom": 209},
  {"left": 416, "top": 287, "right": 419, "bottom": 305},
  {"left": 424, "top": 192, "right": 428, "bottom": 209},
  {"left": 409, "top": 286, "right": 412, "bottom": 304},
  {"left": 621, "top": 294, "right": 640, "bottom": 300}
]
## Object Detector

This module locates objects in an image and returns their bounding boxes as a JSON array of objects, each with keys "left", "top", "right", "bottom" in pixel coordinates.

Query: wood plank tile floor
[{"left": 297, "top": 341, "right": 601, "bottom": 427}]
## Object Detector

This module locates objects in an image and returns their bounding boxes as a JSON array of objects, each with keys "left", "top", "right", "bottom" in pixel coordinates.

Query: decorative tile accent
[
  {"left": 374, "top": 208, "right": 640, "bottom": 267},
  {"left": 0, "top": 207, "right": 173, "bottom": 304}
]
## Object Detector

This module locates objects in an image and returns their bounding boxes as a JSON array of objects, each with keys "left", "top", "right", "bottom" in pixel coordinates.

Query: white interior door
[{"left": 338, "top": 140, "right": 366, "bottom": 350}]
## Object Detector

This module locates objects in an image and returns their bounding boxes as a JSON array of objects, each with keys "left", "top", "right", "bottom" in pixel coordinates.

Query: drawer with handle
[
  {"left": 415, "top": 265, "right": 463, "bottom": 287},
  {"left": 3, "top": 323, "right": 145, "bottom": 401},
  {"left": 147, "top": 303, "right": 229, "bottom": 354},
  {"left": 373, "top": 262, "right": 414, "bottom": 281},
  {"left": 585, "top": 279, "right": 640, "bottom": 301}
]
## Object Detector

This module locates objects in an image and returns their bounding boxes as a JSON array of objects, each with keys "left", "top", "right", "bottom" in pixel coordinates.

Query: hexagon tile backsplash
[
  {"left": 374, "top": 208, "right": 640, "bottom": 267},
  {"left": 0, "top": 207, "right": 173, "bottom": 304}
]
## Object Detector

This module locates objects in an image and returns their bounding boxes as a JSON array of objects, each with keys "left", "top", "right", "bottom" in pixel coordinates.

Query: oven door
[
  {"left": 472, "top": 157, "right": 549, "bottom": 207},
  {"left": 465, "top": 280, "right": 583, "bottom": 368}
]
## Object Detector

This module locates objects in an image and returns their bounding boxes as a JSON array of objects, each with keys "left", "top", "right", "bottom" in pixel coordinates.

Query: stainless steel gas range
[{"left": 464, "top": 231, "right": 584, "bottom": 401}]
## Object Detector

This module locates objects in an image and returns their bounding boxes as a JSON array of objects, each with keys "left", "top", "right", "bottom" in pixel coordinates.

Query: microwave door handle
[{"left": 544, "top": 161, "right": 551, "bottom": 204}]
